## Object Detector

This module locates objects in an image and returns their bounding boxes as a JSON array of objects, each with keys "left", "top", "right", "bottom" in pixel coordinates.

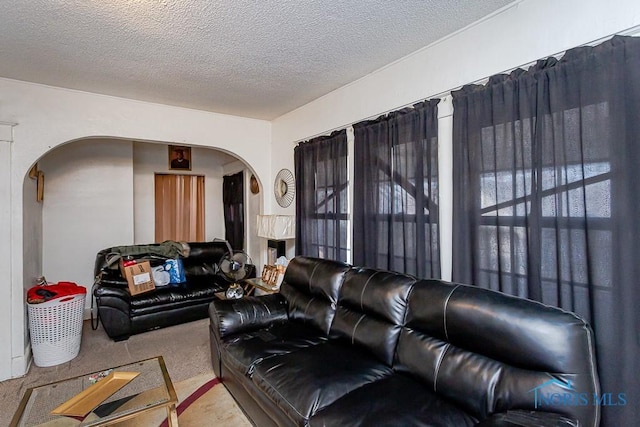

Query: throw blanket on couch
[{"left": 104, "top": 240, "right": 190, "bottom": 268}]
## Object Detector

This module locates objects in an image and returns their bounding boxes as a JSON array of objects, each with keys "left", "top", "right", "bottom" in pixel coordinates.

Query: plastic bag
[
  {"left": 151, "top": 265, "right": 171, "bottom": 287},
  {"left": 164, "top": 259, "right": 186, "bottom": 284}
]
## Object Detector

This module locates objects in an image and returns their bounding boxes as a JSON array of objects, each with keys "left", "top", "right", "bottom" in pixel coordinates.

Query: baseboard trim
[{"left": 11, "top": 342, "right": 32, "bottom": 379}]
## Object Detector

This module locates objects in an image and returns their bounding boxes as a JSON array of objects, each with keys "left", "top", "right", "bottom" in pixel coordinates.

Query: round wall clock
[{"left": 274, "top": 168, "right": 295, "bottom": 207}]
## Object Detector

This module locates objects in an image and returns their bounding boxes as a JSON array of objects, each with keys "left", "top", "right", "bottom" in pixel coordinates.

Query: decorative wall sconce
[
  {"left": 37, "top": 171, "right": 44, "bottom": 202},
  {"left": 250, "top": 174, "right": 260, "bottom": 194},
  {"left": 28, "top": 163, "right": 39, "bottom": 179},
  {"left": 28, "top": 163, "right": 44, "bottom": 202}
]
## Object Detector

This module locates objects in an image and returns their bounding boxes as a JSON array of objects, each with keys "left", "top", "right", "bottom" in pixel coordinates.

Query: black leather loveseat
[
  {"left": 209, "top": 256, "right": 600, "bottom": 427},
  {"left": 94, "top": 241, "right": 253, "bottom": 341}
]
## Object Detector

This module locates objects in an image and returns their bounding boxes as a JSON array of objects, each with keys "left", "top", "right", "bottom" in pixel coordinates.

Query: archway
[
  {"left": 2, "top": 77, "right": 272, "bottom": 381},
  {"left": 12, "top": 136, "right": 266, "bottom": 381},
  {"left": 30, "top": 135, "right": 263, "bottom": 292}
]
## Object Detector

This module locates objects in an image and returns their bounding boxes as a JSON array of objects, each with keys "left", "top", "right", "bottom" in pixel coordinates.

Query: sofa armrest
[
  {"left": 95, "top": 270, "right": 129, "bottom": 288},
  {"left": 94, "top": 282, "right": 131, "bottom": 301},
  {"left": 209, "top": 294, "right": 288, "bottom": 338},
  {"left": 476, "top": 410, "right": 578, "bottom": 427}
]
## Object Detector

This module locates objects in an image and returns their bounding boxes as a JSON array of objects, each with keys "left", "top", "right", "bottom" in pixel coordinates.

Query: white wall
[
  {"left": 133, "top": 142, "right": 230, "bottom": 244},
  {"left": 39, "top": 139, "right": 135, "bottom": 313},
  {"left": 273, "top": 0, "right": 640, "bottom": 147},
  {"left": 0, "top": 78, "right": 271, "bottom": 380},
  {"left": 1, "top": 123, "right": 15, "bottom": 380},
  {"left": 21, "top": 167, "right": 43, "bottom": 372},
  {"left": 271, "top": 0, "right": 640, "bottom": 269}
]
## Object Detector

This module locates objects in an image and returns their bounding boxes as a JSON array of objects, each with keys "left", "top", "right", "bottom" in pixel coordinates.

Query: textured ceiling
[{"left": 0, "top": 0, "right": 515, "bottom": 120}]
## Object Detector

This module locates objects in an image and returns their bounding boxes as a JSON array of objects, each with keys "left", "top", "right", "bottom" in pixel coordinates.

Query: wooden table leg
[
  {"left": 167, "top": 403, "right": 179, "bottom": 426},
  {"left": 242, "top": 282, "right": 256, "bottom": 296}
]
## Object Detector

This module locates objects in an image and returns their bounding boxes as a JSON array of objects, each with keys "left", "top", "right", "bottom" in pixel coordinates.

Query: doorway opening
[{"left": 154, "top": 173, "right": 205, "bottom": 242}]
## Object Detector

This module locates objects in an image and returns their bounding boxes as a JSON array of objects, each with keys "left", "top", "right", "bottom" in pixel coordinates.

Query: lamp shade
[{"left": 257, "top": 215, "right": 295, "bottom": 240}]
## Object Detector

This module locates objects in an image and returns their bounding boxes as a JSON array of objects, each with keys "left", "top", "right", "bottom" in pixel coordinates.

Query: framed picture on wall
[{"left": 168, "top": 145, "right": 192, "bottom": 171}]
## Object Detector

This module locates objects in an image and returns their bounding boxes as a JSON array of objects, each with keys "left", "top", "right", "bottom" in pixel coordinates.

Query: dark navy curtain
[
  {"left": 223, "top": 171, "right": 244, "bottom": 250},
  {"left": 452, "top": 36, "right": 640, "bottom": 426},
  {"left": 353, "top": 99, "right": 440, "bottom": 278},
  {"left": 294, "top": 130, "right": 348, "bottom": 261}
]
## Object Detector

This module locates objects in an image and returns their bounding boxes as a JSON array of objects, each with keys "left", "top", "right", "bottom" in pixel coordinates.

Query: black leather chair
[
  {"left": 209, "top": 256, "right": 600, "bottom": 427},
  {"left": 94, "top": 241, "right": 253, "bottom": 341}
]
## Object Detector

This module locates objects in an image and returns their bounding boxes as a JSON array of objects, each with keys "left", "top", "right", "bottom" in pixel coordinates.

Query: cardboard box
[
  {"left": 119, "top": 259, "right": 136, "bottom": 278},
  {"left": 121, "top": 261, "right": 156, "bottom": 295}
]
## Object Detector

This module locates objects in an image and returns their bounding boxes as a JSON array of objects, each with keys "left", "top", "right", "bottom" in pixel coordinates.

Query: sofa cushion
[
  {"left": 181, "top": 241, "right": 228, "bottom": 268},
  {"left": 329, "top": 267, "right": 416, "bottom": 365},
  {"left": 280, "top": 257, "right": 350, "bottom": 335},
  {"left": 475, "top": 410, "right": 578, "bottom": 427},
  {"left": 309, "top": 373, "right": 477, "bottom": 427},
  {"left": 399, "top": 280, "right": 599, "bottom": 426},
  {"left": 251, "top": 341, "right": 393, "bottom": 426},
  {"left": 220, "top": 321, "right": 328, "bottom": 375},
  {"left": 129, "top": 279, "right": 225, "bottom": 315},
  {"left": 395, "top": 328, "right": 567, "bottom": 420},
  {"left": 96, "top": 270, "right": 129, "bottom": 288}
]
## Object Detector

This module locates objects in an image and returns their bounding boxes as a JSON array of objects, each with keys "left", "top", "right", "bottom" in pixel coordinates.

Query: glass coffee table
[{"left": 10, "top": 356, "right": 178, "bottom": 426}]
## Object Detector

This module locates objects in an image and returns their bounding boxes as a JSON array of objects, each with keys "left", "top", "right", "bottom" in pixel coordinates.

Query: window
[
  {"left": 294, "top": 130, "right": 349, "bottom": 262},
  {"left": 470, "top": 105, "right": 612, "bottom": 303},
  {"left": 353, "top": 100, "right": 440, "bottom": 277}
]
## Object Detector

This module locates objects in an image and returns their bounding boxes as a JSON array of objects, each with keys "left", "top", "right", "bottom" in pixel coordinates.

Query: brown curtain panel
[{"left": 154, "top": 174, "right": 205, "bottom": 242}]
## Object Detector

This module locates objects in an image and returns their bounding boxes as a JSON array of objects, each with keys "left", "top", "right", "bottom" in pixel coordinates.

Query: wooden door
[{"left": 155, "top": 174, "right": 205, "bottom": 242}]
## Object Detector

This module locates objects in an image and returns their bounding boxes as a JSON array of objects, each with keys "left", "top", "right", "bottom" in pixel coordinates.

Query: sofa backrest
[
  {"left": 329, "top": 267, "right": 416, "bottom": 366},
  {"left": 94, "top": 241, "right": 230, "bottom": 278},
  {"left": 280, "top": 256, "right": 351, "bottom": 335},
  {"left": 180, "top": 241, "right": 229, "bottom": 277},
  {"left": 395, "top": 279, "right": 600, "bottom": 427}
]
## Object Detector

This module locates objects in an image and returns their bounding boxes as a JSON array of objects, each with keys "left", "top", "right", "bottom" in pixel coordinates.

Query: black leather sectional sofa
[
  {"left": 93, "top": 241, "right": 252, "bottom": 341},
  {"left": 209, "top": 256, "right": 600, "bottom": 427}
]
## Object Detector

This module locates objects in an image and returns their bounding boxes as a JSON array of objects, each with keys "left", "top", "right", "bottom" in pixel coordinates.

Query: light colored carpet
[
  {"left": 0, "top": 318, "right": 250, "bottom": 426},
  {"left": 118, "top": 372, "right": 251, "bottom": 427}
]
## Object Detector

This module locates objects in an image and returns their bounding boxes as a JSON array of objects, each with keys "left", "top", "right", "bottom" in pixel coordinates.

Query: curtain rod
[
  {"left": 292, "top": 92, "right": 449, "bottom": 145},
  {"left": 292, "top": 24, "right": 640, "bottom": 145}
]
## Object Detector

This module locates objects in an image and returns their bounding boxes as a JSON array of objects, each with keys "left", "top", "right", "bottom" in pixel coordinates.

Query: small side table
[
  {"left": 242, "top": 278, "right": 280, "bottom": 296},
  {"left": 214, "top": 279, "right": 280, "bottom": 300}
]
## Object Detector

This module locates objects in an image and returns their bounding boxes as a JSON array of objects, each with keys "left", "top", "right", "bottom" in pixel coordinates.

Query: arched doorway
[
  {"left": 33, "top": 137, "right": 262, "bottom": 298},
  {"left": 9, "top": 136, "right": 264, "bottom": 380}
]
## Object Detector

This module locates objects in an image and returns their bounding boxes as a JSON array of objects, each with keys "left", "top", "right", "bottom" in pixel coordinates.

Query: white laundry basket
[{"left": 27, "top": 293, "right": 86, "bottom": 367}]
